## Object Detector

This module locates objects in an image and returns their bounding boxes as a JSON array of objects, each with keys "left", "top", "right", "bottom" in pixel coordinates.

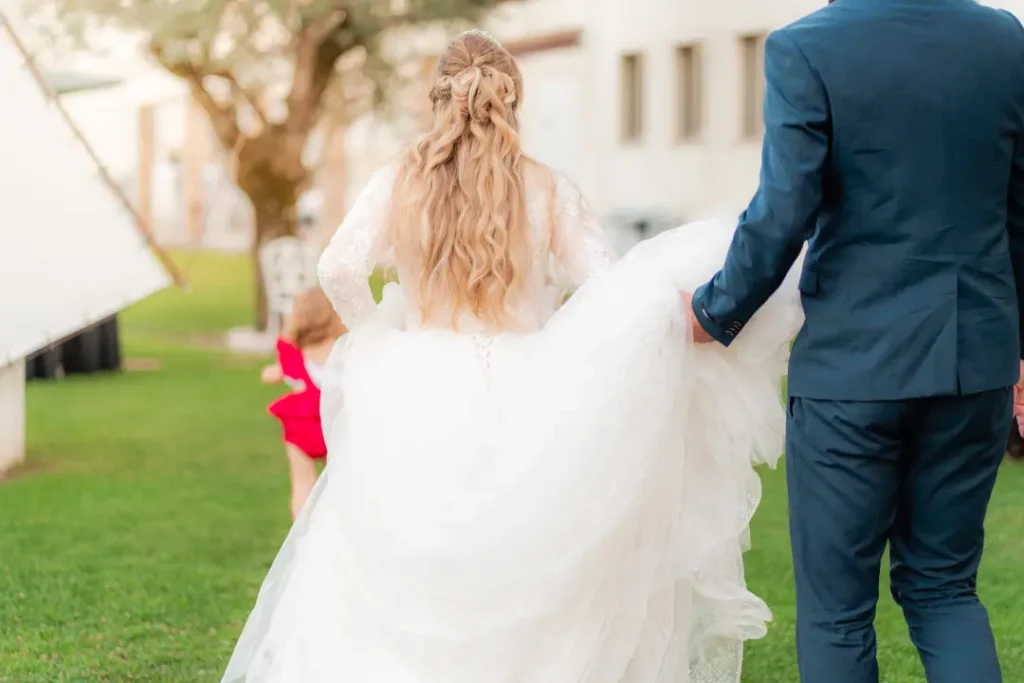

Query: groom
[{"left": 687, "top": 1, "right": 1024, "bottom": 682}]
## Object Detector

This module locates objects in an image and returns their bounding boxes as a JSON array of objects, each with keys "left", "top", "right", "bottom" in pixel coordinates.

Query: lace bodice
[{"left": 317, "top": 162, "right": 616, "bottom": 332}]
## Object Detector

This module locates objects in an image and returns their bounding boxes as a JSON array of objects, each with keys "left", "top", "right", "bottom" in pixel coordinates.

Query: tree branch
[
  {"left": 285, "top": 8, "right": 351, "bottom": 139},
  {"left": 224, "top": 72, "right": 269, "bottom": 130},
  {"left": 185, "top": 73, "right": 242, "bottom": 151},
  {"left": 149, "top": 41, "right": 241, "bottom": 151},
  {"left": 305, "top": 4, "right": 347, "bottom": 44}
]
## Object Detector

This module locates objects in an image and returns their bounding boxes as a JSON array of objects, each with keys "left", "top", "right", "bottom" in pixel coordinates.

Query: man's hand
[
  {"left": 1015, "top": 360, "right": 1024, "bottom": 437},
  {"left": 680, "top": 291, "right": 715, "bottom": 344}
]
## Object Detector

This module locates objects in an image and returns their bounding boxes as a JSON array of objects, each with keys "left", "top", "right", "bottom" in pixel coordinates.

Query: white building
[
  {"left": 30, "top": 0, "right": 1024, "bottom": 252},
  {"left": 344, "top": 0, "right": 1024, "bottom": 243},
  {"left": 343, "top": 0, "right": 824, "bottom": 241}
]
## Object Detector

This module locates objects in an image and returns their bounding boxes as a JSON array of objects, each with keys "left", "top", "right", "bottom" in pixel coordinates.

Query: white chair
[
  {"left": 225, "top": 236, "right": 320, "bottom": 353},
  {"left": 259, "top": 236, "right": 320, "bottom": 337}
]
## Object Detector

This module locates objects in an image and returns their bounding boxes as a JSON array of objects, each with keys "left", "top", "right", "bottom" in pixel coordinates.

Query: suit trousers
[{"left": 786, "top": 389, "right": 1010, "bottom": 683}]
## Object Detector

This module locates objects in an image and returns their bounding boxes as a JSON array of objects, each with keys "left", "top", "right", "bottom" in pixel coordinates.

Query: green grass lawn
[{"left": 2, "top": 251, "right": 1023, "bottom": 681}]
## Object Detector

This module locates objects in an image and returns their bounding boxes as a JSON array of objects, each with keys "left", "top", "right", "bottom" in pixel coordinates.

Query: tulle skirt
[{"left": 222, "top": 218, "right": 804, "bottom": 683}]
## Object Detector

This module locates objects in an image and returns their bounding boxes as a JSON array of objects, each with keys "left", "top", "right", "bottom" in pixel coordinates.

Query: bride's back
[{"left": 385, "top": 31, "right": 574, "bottom": 333}]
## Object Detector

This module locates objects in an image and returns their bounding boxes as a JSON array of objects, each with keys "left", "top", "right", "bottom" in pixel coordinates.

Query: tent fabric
[{"left": 0, "top": 11, "right": 171, "bottom": 367}]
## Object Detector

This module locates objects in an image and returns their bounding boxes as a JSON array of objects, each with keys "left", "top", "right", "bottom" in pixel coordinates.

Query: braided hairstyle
[{"left": 388, "top": 30, "right": 532, "bottom": 330}]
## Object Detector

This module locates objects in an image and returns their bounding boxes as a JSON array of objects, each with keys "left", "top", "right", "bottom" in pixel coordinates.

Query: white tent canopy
[
  {"left": 0, "top": 9, "right": 172, "bottom": 471},
  {"left": 0, "top": 13, "right": 171, "bottom": 368}
]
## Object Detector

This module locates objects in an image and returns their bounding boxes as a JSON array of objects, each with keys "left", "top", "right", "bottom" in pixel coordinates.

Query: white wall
[
  {"left": 583, "top": 0, "right": 824, "bottom": 218},
  {"left": 490, "top": 0, "right": 589, "bottom": 184},
  {"left": 487, "top": 0, "right": 580, "bottom": 38},
  {"left": 516, "top": 47, "right": 588, "bottom": 182},
  {"left": 344, "top": 0, "right": 1024, "bottom": 225},
  {"left": 340, "top": 0, "right": 825, "bottom": 221},
  {"left": 986, "top": 0, "right": 1024, "bottom": 16}
]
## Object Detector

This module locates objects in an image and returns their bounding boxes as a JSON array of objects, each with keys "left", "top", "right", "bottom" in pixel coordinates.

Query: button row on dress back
[
  {"left": 472, "top": 334, "right": 495, "bottom": 374},
  {"left": 471, "top": 334, "right": 502, "bottom": 418}
]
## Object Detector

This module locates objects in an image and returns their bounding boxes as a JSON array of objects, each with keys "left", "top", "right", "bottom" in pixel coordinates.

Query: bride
[{"left": 222, "top": 29, "right": 803, "bottom": 683}]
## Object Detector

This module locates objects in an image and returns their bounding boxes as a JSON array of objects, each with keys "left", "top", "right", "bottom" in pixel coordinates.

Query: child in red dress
[{"left": 261, "top": 288, "right": 347, "bottom": 519}]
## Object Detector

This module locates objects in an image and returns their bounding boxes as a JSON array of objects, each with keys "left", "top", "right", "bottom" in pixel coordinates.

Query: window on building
[
  {"left": 620, "top": 52, "right": 644, "bottom": 142},
  {"left": 739, "top": 34, "right": 767, "bottom": 139},
  {"left": 675, "top": 44, "right": 703, "bottom": 141}
]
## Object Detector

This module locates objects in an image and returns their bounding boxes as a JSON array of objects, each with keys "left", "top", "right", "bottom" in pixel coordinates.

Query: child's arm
[{"left": 261, "top": 363, "right": 284, "bottom": 384}]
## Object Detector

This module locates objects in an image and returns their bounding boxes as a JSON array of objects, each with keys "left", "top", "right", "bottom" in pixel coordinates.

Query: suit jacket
[{"left": 692, "top": 0, "right": 1024, "bottom": 401}]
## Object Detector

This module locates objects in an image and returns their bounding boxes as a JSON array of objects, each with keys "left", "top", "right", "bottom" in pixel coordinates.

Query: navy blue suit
[{"left": 691, "top": 1, "right": 1024, "bottom": 681}]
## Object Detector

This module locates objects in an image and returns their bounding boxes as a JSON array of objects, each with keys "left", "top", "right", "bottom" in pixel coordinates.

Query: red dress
[{"left": 267, "top": 339, "right": 327, "bottom": 459}]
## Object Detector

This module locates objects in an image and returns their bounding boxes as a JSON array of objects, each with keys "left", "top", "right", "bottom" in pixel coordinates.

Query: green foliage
[
  {"left": 122, "top": 250, "right": 254, "bottom": 339},
  {"left": 28, "top": 0, "right": 509, "bottom": 123}
]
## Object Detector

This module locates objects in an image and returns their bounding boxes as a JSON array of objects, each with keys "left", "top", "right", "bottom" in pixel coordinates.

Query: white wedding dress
[{"left": 222, "top": 163, "right": 804, "bottom": 683}]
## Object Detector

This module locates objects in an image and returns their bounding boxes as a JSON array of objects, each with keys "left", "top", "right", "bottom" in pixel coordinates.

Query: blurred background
[{"left": 3, "top": 0, "right": 1024, "bottom": 681}]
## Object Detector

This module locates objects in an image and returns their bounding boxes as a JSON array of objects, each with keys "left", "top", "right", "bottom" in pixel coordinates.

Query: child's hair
[{"left": 282, "top": 288, "right": 348, "bottom": 349}]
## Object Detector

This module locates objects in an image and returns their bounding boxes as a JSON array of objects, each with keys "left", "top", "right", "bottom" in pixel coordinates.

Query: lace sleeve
[
  {"left": 551, "top": 173, "right": 616, "bottom": 286},
  {"left": 317, "top": 164, "right": 397, "bottom": 327}
]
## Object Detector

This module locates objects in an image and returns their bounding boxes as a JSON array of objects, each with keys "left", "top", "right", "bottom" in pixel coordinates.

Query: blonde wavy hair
[{"left": 388, "top": 30, "right": 534, "bottom": 330}]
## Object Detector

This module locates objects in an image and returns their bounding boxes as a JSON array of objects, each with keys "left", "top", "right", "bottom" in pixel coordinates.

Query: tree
[{"left": 33, "top": 0, "right": 507, "bottom": 328}]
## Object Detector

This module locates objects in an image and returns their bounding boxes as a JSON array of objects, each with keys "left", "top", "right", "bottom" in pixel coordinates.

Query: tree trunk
[{"left": 236, "top": 128, "right": 306, "bottom": 331}]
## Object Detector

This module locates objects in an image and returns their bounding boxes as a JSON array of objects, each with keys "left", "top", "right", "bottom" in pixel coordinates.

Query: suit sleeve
[
  {"left": 1002, "top": 10, "right": 1024, "bottom": 360},
  {"left": 691, "top": 29, "right": 829, "bottom": 346}
]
